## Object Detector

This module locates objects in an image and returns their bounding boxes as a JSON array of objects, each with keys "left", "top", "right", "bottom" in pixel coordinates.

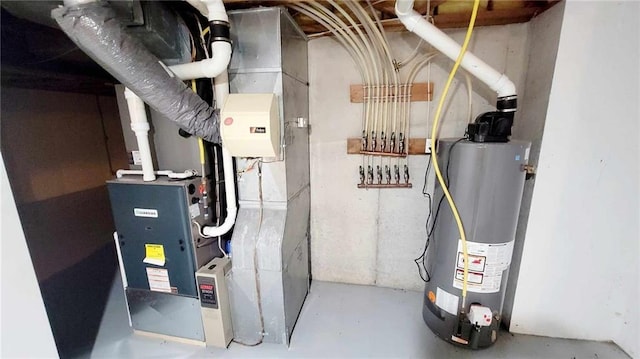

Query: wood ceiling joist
[{"left": 222, "top": 0, "right": 561, "bottom": 36}]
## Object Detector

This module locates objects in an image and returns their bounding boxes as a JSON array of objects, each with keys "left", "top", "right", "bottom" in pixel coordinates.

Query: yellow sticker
[{"left": 144, "top": 244, "right": 165, "bottom": 266}]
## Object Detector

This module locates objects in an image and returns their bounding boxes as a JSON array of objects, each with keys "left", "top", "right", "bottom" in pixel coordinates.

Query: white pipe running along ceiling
[{"left": 395, "top": 0, "right": 517, "bottom": 99}]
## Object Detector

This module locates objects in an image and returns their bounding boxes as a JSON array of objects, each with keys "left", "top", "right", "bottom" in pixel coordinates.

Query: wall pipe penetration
[{"left": 394, "top": 0, "right": 517, "bottom": 100}]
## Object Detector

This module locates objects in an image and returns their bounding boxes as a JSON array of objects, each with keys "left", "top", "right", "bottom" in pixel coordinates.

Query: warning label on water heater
[{"left": 452, "top": 240, "right": 514, "bottom": 293}]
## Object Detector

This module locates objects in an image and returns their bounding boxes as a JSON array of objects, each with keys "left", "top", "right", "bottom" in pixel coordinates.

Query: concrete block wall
[{"left": 308, "top": 25, "right": 530, "bottom": 291}]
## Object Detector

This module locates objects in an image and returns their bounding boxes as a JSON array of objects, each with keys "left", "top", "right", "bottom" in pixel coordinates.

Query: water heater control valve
[{"left": 467, "top": 305, "right": 493, "bottom": 327}]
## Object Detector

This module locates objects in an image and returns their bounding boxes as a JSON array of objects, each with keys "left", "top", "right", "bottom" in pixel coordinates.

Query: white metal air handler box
[{"left": 220, "top": 93, "right": 280, "bottom": 158}]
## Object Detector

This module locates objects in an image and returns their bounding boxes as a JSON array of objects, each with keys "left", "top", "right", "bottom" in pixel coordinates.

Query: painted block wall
[
  {"left": 1, "top": 88, "right": 126, "bottom": 280},
  {"left": 503, "top": 1, "right": 565, "bottom": 326},
  {"left": 1, "top": 153, "right": 59, "bottom": 358},
  {"left": 308, "top": 24, "right": 530, "bottom": 291},
  {"left": 509, "top": 1, "right": 639, "bottom": 357}
]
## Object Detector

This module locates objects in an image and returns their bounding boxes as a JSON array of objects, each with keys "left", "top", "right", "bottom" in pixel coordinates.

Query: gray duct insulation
[{"left": 52, "top": 3, "right": 221, "bottom": 143}]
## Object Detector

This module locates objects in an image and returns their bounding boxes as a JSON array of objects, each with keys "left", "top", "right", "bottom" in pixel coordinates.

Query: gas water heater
[{"left": 423, "top": 138, "right": 530, "bottom": 348}]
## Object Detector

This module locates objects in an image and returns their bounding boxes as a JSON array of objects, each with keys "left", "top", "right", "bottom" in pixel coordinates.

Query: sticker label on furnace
[
  {"left": 452, "top": 240, "right": 514, "bottom": 294},
  {"left": 146, "top": 267, "right": 171, "bottom": 293}
]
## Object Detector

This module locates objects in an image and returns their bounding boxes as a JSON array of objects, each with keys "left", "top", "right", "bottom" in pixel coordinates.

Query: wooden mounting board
[
  {"left": 347, "top": 138, "right": 428, "bottom": 156},
  {"left": 350, "top": 83, "right": 433, "bottom": 103}
]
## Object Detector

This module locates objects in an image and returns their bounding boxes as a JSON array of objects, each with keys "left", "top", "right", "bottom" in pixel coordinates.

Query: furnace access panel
[{"left": 108, "top": 177, "right": 204, "bottom": 297}]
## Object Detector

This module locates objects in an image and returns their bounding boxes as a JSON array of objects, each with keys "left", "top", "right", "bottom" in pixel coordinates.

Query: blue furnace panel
[{"left": 107, "top": 181, "right": 198, "bottom": 297}]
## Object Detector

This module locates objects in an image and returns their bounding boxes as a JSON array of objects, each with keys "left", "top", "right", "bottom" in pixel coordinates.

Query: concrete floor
[{"left": 80, "top": 276, "right": 629, "bottom": 359}]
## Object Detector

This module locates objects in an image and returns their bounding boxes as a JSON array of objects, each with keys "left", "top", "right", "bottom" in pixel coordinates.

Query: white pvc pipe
[
  {"left": 203, "top": 70, "right": 237, "bottom": 238},
  {"left": 168, "top": 0, "right": 231, "bottom": 80},
  {"left": 169, "top": 41, "right": 231, "bottom": 80},
  {"left": 203, "top": 0, "right": 228, "bottom": 22},
  {"left": 183, "top": 0, "right": 229, "bottom": 23},
  {"left": 395, "top": 0, "right": 517, "bottom": 98},
  {"left": 116, "top": 169, "right": 197, "bottom": 179},
  {"left": 124, "top": 88, "right": 156, "bottom": 182}
]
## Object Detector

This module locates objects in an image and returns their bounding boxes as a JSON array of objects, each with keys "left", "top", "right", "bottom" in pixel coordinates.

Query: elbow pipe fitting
[
  {"left": 395, "top": 0, "right": 415, "bottom": 17},
  {"left": 168, "top": 20, "right": 231, "bottom": 81},
  {"left": 394, "top": 0, "right": 517, "bottom": 101},
  {"left": 169, "top": 41, "right": 231, "bottom": 80}
]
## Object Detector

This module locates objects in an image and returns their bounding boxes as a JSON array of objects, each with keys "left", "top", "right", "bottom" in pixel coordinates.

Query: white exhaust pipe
[
  {"left": 169, "top": 0, "right": 232, "bottom": 81},
  {"left": 124, "top": 88, "right": 156, "bottom": 182},
  {"left": 169, "top": 42, "right": 231, "bottom": 80},
  {"left": 395, "top": 0, "right": 516, "bottom": 99},
  {"left": 202, "top": 70, "right": 236, "bottom": 238},
  {"left": 177, "top": 0, "right": 237, "bottom": 238}
]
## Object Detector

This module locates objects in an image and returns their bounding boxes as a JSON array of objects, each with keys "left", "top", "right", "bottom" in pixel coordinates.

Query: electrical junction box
[
  {"left": 196, "top": 257, "right": 234, "bottom": 348},
  {"left": 220, "top": 93, "right": 280, "bottom": 158}
]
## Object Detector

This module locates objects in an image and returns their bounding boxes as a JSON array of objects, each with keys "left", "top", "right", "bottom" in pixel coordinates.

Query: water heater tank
[{"left": 423, "top": 138, "right": 530, "bottom": 348}]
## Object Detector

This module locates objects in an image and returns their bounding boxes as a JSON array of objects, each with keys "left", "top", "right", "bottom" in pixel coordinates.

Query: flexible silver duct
[{"left": 52, "top": 3, "right": 221, "bottom": 142}]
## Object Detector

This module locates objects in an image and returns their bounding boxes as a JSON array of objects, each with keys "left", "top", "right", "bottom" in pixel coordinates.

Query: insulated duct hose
[{"left": 52, "top": 3, "right": 221, "bottom": 143}]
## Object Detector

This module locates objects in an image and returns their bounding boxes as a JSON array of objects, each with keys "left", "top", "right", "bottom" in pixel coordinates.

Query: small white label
[
  {"left": 524, "top": 147, "right": 531, "bottom": 161},
  {"left": 425, "top": 139, "right": 433, "bottom": 154},
  {"left": 189, "top": 203, "right": 201, "bottom": 219},
  {"left": 453, "top": 240, "right": 515, "bottom": 293},
  {"left": 146, "top": 267, "right": 171, "bottom": 293},
  {"left": 134, "top": 208, "right": 158, "bottom": 218},
  {"left": 132, "top": 150, "right": 142, "bottom": 165},
  {"left": 436, "top": 287, "right": 459, "bottom": 315}
]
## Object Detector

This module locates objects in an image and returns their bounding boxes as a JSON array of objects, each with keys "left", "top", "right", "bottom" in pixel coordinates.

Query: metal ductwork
[{"left": 52, "top": 3, "right": 221, "bottom": 142}]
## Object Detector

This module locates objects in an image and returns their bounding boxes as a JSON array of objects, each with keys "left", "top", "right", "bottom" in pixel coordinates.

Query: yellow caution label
[{"left": 144, "top": 244, "right": 165, "bottom": 266}]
